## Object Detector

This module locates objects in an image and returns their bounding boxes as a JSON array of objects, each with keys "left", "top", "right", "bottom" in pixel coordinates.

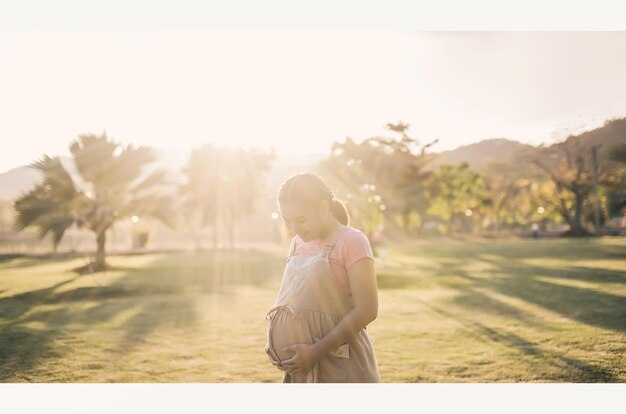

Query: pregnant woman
[{"left": 264, "top": 173, "right": 381, "bottom": 382}]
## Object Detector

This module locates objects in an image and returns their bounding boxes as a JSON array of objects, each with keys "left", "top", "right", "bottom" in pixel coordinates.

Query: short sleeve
[{"left": 342, "top": 231, "right": 375, "bottom": 270}]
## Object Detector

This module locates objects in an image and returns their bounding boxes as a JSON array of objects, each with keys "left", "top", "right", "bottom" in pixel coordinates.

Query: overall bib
[{"left": 264, "top": 225, "right": 381, "bottom": 383}]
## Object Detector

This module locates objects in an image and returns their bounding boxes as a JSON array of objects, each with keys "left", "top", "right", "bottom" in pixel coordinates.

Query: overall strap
[
  {"left": 322, "top": 224, "right": 345, "bottom": 257},
  {"left": 286, "top": 237, "right": 297, "bottom": 261}
]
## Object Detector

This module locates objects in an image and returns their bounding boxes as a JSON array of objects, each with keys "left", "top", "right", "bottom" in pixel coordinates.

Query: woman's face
[{"left": 279, "top": 200, "right": 329, "bottom": 242}]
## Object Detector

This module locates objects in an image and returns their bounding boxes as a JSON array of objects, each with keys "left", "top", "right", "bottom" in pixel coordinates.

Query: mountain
[
  {"left": 0, "top": 151, "right": 179, "bottom": 201},
  {"left": 561, "top": 116, "right": 626, "bottom": 159},
  {"left": 0, "top": 156, "right": 77, "bottom": 200},
  {"left": 423, "top": 138, "right": 535, "bottom": 172},
  {"left": 2, "top": 117, "right": 623, "bottom": 201},
  {"left": 0, "top": 165, "right": 42, "bottom": 200},
  {"left": 421, "top": 117, "right": 626, "bottom": 174}
]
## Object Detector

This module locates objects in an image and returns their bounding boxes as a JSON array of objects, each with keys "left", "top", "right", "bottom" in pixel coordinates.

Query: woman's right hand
[{"left": 265, "top": 346, "right": 286, "bottom": 371}]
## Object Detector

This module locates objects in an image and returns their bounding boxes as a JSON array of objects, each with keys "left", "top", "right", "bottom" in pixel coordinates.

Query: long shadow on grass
[
  {"left": 415, "top": 298, "right": 617, "bottom": 382},
  {"left": 377, "top": 248, "right": 624, "bottom": 381},
  {"left": 463, "top": 257, "right": 626, "bottom": 333},
  {"left": 525, "top": 265, "right": 626, "bottom": 285},
  {"left": 0, "top": 248, "right": 284, "bottom": 381},
  {"left": 379, "top": 255, "right": 626, "bottom": 333},
  {"left": 0, "top": 276, "right": 84, "bottom": 320},
  {"left": 394, "top": 238, "right": 626, "bottom": 262},
  {"left": 0, "top": 254, "right": 93, "bottom": 270}
]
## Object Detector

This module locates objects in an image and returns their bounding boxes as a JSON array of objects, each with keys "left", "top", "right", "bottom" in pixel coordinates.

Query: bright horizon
[{"left": 1, "top": 31, "right": 626, "bottom": 172}]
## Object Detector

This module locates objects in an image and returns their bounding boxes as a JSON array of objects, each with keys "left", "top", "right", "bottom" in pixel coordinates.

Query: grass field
[{"left": 1, "top": 237, "right": 625, "bottom": 382}]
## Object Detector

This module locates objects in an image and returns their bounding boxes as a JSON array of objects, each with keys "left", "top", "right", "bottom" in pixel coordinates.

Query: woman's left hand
[{"left": 281, "top": 343, "right": 321, "bottom": 375}]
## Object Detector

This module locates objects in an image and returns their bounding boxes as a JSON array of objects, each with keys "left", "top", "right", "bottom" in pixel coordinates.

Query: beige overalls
[{"left": 264, "top": 225, "right": 381, "bottom": 383}]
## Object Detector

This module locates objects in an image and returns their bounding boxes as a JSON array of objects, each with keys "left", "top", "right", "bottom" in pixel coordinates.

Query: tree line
[
  {"left": 12, "top": 133, "right": 274, "bottom": 271},
  {"left": 12, "top": 118, "right": 626, "bottom": 270},
  {"left": 319, "top": 119, "right": 626, "bottom": 245}
]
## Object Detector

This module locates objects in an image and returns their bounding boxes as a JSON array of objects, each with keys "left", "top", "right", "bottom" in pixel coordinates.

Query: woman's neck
[{"left": 318, "top": 218, "right": 343, "bottom": 242}]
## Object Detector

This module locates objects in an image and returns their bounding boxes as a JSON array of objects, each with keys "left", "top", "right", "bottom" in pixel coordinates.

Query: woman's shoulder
[
  {"left": 336, "top": 226, "right": 374, "bottom": 267},
  {"left": 337, "top": 226, "right": 372, "bottom": 251},
  {"left": 341, "top": 225, "right": 369, "bottom": 241}
]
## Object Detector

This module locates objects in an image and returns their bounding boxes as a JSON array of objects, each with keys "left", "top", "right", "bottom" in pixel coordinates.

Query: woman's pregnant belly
[{"left": 267, "top": 308, "right": 305, "bottom": 362}]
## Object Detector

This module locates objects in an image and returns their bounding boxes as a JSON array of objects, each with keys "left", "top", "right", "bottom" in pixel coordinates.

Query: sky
[{"left": 1, "top": 31, "right": 626, "bottom": 173}]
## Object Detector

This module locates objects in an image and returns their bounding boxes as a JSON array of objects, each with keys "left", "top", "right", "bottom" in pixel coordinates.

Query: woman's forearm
[{"left": 312, "top": 308, "right": 374, "bottom": 361}]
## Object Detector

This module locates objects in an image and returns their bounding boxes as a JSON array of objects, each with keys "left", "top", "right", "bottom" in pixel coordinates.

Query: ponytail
[{"left": 330, "top": 198, "right": 349, "bottom": 226}]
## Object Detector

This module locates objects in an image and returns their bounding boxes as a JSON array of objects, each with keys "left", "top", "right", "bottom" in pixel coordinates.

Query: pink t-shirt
[{"left": 289, "top": 225, "right": 374, "bottom": 295}]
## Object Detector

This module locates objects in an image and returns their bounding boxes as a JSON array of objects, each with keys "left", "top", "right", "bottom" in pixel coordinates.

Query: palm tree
[
  {"left": 179, "top": 144, "right": 222, "bottom": 249},
  {"left": 180, "top": 144, "right": 275, "bottom": 249},
  {"left": 14, "top": 132, "right": 174, "bottom": 271}
]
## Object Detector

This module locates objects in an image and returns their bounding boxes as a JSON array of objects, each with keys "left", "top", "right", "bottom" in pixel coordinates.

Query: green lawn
[{"left": 1, "top": 237, "right": 624, "bottom": 382}]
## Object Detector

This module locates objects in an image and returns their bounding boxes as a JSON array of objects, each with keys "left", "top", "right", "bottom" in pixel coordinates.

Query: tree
[
  {"left": 522, "top": 117, "right": 626, "bottom": 236},
  {"left": 529, "top": 138, "right": 593, "bottom": 236},
  {"left": 527, "top": 136, "right": 618, "bottom": 236},
  {"left": 606, "top": 141, "right": 626, "bottom": 164},
  {"left": 478, "top": 159, "right": 555, "bottom": 233},
  {"left": 318, "top": 138, "right": 388, "bottom": 249},
  {"left": 318, "top": 122, "right": 437, "bottom": 244},
  {"left": 219, "top": 147, "right": 275, "bottom": 248},
  {"left": 14, "top": 132, "right": 174, "bottom": 271},
  {"left": 14, "top": 156, "right": 83, "bottom": 251},
  {"left": 424, "top": 162, "right": 489, "bottom": 235},
  {"left": 377, "top": 123, "right": 438, "bottom": 235},
  {"left": 180, "top": 144, "right": 274, "bottom": 249},
  {"left": 179, "top": 145, "right": 222, "bottom": 249},
  {"left": 604, "top": 141, "right": 626, "bottom": 219}
]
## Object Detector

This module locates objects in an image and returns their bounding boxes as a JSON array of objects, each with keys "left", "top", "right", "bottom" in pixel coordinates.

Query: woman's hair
[{"left": 278, "top": 173, "right": 350, "bottom": 226}]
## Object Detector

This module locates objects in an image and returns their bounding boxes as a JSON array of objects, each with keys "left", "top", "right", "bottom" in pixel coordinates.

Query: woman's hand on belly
[
  {"left": 280, "top": 342, "right": 323, "bottom": 375},
  {"left": 265, "top": 345, "right": 286, "bottom": 371}
]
